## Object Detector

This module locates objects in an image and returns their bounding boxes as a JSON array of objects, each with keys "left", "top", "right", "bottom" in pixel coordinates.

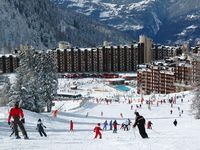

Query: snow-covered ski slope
[{"left": 1, "top": 91, "right": 200, "bottom": 150}]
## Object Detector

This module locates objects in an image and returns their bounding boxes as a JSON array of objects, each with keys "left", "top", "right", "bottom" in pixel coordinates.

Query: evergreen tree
[
  {"left": 34, "top": 52, "right": 58, "bottom": 112},
  {"left": 0, "top": 76, "right": 11, "bottom": 106},
  {"left": 9, "top": 45, "right": 57, "bottom": 112}
]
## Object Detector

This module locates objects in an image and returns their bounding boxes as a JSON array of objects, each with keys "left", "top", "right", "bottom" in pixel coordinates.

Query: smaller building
[{"left": 107, "top": 78, "right": 125, "bottom": 85}]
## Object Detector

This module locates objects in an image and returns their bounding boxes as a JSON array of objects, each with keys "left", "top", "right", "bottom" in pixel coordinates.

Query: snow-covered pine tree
[
  {"left": 9, "top": 46, "right": 38, "bottom": 112},
  {"left": 34, "top": 52, "right": 58, "bottom": 112},
  {"left": 0, "top": 76, "right": 11, "bottom": 106}
]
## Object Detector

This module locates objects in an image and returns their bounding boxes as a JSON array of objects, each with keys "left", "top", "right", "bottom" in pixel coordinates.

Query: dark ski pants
[
  {"left": 113, "top": 128, "right": 117, "bottom": 133},
  {"left": 13, "top": 117, "right": 28, "bottom": 138},
  {"left": 138, "top": 125, "right": 148, "bottom": 138},
  {"left": 39, "top": 129, "right": 47, "bottom": 137}
]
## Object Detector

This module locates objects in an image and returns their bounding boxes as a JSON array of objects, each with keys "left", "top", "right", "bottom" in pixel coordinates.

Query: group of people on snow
[
  {"left": 8, "top": 101, "right": 47, "bottom": 139},
  {"left": 94, "top": 112, "right": 150, "bottom": 139},
  {"left": 8, "top": 96, "right": 182, "bottom": 140}
]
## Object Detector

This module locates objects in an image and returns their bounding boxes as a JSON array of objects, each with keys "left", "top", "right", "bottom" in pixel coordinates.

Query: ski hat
[
  {"left": 97, "top": 123, "right": 100, "bottom": 126},
  {"left": 38, "top": 119, "right": 41, "bottom": 122},
  {"left": 135, "top": 112, "right": 139, "bottom": 116},
  {"left": 14, "top": 101, "right": 19, "bottom": 107}
]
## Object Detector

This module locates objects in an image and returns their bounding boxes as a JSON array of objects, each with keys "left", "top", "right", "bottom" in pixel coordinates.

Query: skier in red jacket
[
  {"left": 94, "top": 123, "right": 102, "bottom": 139},
  {"left": 8, "top": 101, "right": 28, "bottom": 139},
  {"left": 70, "top": 120, "right": 74, "bottom": 131}
]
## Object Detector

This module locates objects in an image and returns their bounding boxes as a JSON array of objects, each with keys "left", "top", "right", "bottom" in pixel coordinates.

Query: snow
[
  {"left": 128, "top": 0, "right": 155, "bottom": 11},
  {"left": 1, "top": 77, "right": 200, "bottom": 150},
  {"left": 186, "top": 25, "right": 198, "bottom": 30}
]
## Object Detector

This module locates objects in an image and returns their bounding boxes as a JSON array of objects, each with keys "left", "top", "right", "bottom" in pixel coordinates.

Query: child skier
[
  {"left": 94, "top": 123, "right": 102, "bottom": 139},
  {"left": 147, "top": 121, "right": 153, "bottom": 129},
  {"left": 36, "top": 119, "right": 47, "bottom": 137}
]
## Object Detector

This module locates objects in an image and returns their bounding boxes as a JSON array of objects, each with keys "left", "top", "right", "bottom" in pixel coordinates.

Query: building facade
[
  {"left": 0, "top": 54, "right": 19, "bottom": 73},
  {"left": 137, "top": 56, "right": 200, "bottom": 94}
]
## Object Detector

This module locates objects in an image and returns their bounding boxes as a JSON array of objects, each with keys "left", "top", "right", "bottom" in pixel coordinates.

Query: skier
[
  {"left": 101, "top": 111, "right": 103, "bottom": 117},
  {"left": 147, "top": 121, "right": 153, "bottom": 129},
  {"left": 120, "top": 113, "right": 123, "bottom": 118},
  {"left": 70, "top": 120, "right": 74, "bottom": 131},
  {"left": 8, "top": 101, "right": 29, "bottom": 139},
  {"left": 36, "top": 119, "right": 47, "bottom": 137},
  {"left": 86, "top": 112, "right": 89, "bottom": 118},
  {"left": 133, "top": 112, "right": 148, "bottom": 138},
  {"left": 94, "top": 123, "right": 102, "bottom": 139},
  {"left": 103, "top": 120, "right": 108, "bottom": 130},
  {"left": 178, "top": 107, "right": 180, "bottom": 111},
  {"left": 109, "top": 120, "right": 113, "bottom": 130},
  {"left": 170, "top": 110, "right": 173, "bottom": 114},
  {"left": 113, "top": 120, "right": 119, "bottom": 133},
  {"left": 173, "top": 119, "right": 177, "bottom": 126},
  {"left": 131, "top": 105, "right": 133, "bottom": 110}
]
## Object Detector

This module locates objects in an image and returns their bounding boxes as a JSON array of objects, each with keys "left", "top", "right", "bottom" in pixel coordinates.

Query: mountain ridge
[
  {"left": 0, "top": 0, "right": 130, "bottom": 53},
  {"left": 53, "top": 0, "right": 200, "bottom": 45}
]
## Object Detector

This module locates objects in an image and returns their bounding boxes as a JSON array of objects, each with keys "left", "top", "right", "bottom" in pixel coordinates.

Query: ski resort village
[{"left": 0, "top": 35, "right": 200, "bottom": 150}]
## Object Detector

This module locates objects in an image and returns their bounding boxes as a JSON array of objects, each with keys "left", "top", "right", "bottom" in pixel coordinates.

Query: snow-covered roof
[{"left": 107, "top": 78, "right": 125, "bottom": 82}]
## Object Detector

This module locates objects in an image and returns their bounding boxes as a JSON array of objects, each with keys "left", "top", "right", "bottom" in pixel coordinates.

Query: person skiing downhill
[
  {"left": 94, "top": 123, "right": 102, "bottom": 139},
  {"left": 9, "top": 121, "right": 15, "bottom": 137},
  {"left": 133, "top": 112, "right": 148, "bottom": 138},
  {"left": 8, "top": 101, "right": 28, "bottom": 139},
  {"left": 173, "top": 119, "right": 177, "bottom": 126},
  {"left": 70, "top": 120, "right": 74, "bottom": 131},
  {"left": 36, "top": 119, "right": 47, "bottom": 137}
]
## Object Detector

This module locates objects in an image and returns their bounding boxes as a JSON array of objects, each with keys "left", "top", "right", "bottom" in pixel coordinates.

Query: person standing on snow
[
  {"left": 70, "top": 120, "right": 74, "bottom": 131},
  {"left": 133, "top": 112, "right": 148, "bottom": 138},
  {"left": 147, "top": 121, "right": 153, "bottom": 129},
  {"left": 173, "top": 119, "right": 177, "bottom": 126},
  {"left": 109, "top": 120, "right": 113, "bottom": 130},
  {"left": 103, "top": 120, "right": 108, "bottom": 130},
  {"left": 8, "top": 101, "right": 28, "bottom": 139},
  {"left": 113, "top": 120, "right": 119, "bottom": 133},
  {"left": 94, "top": 123, "right": 102, "bottom": 139},
  {"left": 36, "top": 119, "right": 47, "bottom": 137}
]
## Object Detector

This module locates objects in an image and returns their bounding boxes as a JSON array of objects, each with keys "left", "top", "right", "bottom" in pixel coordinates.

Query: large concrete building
[
  {"left": 48, "top": 44, "right": 138, "bottom": 73},
  {"left": 0, "top": 54, "right": 19, "bottom": 73},
  {"left": 139, "top": 35, "right": 153, "bottom": 64},
  {"left": 137, "top": 56, "right": 199, "bottom": 94}
]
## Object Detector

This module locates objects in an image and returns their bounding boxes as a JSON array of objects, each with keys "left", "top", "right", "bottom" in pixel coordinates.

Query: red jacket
[
  {"left": 8, "top": 107, "right": 24, "bottom": 122},
  {"left": 70, "top": 121, "right": 74, "bottom": 129},
  {"left": 94, "top": 125, "right": 102, "bottom": 133}
]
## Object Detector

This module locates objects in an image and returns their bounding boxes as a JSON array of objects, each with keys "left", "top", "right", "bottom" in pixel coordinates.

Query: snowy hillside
[
  {"left": 1, "top": 77, "right": 200, "bottom": 150},
  {"left": 0, "top": 0, "right": 130, "bottom": 52},
  {"left": 54, "top": 0, "right": 200, "bottom": 45}
]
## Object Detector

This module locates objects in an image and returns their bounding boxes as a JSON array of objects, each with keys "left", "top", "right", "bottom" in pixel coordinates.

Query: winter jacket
[
  {"left": 94, "top": 125, "right": 102, "bottom": 133},
  {"left": 113, "top": 121, "right": 118, "bottom": 129},
  {"left": 133, "top": 115, "right": 145, "bottom": 127},
  {"left": 37, "top": 122, "right": 46, "bottom": 131},
  {"left": 8, "top": 107, "right": 24, "bottom": 122}
]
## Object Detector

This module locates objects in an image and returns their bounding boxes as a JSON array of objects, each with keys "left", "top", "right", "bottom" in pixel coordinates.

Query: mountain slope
[
  {"left": 53, "top": 0, "right": 200, "bottom": 45},
  {"left": 0, "top": 0, "right": 130, "bottom": 52}
]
